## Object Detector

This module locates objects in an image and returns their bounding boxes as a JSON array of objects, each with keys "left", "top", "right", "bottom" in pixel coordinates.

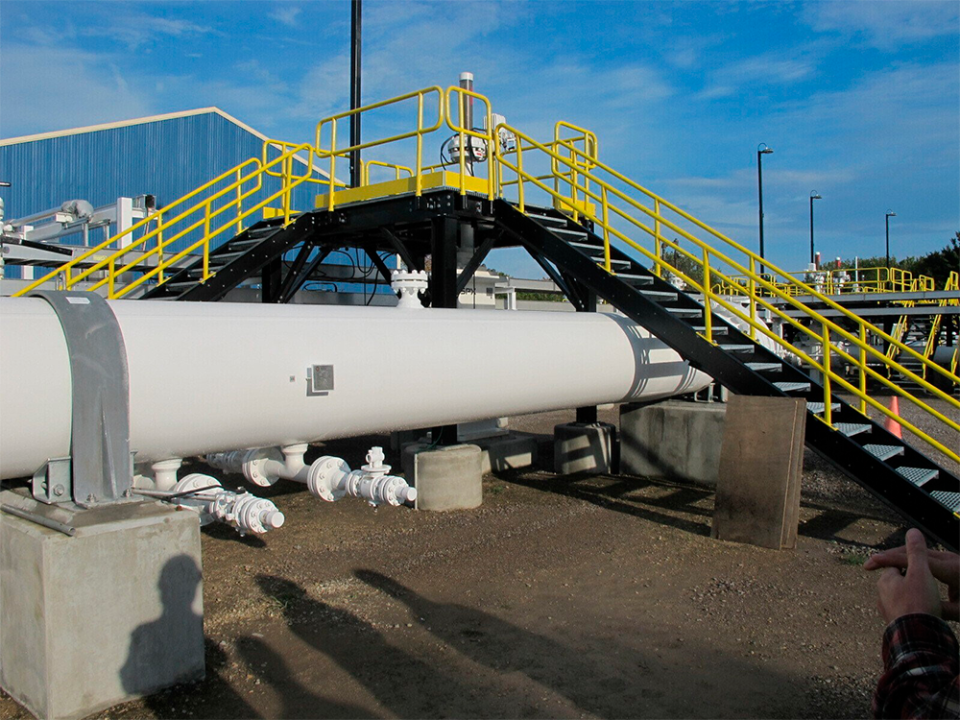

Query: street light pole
[
  {"left": 809, "top": 191, "right": 821, "bottom": 265},
  {"left": 757, "top": 143, "right": 774, "bottom": 274}
]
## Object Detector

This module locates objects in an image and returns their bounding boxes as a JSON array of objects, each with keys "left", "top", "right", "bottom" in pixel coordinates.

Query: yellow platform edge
[{"left": 314, "top": 171, "right": 491, "bottom": 208}]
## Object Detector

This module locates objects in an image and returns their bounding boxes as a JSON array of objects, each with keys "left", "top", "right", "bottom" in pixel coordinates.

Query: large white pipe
[{"left": 0, "top": 298, "right": 712, "bottom": 479}]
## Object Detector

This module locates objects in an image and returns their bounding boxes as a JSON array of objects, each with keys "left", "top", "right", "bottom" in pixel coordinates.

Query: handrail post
[
  {"left": 328, "top": 120, "right": 338, "bottom": 212},
  {"left": 601, "top": 186, "right": 611, "bottom": 272},
  {"left": 203, "top": 201, "right": 211, "bottom": 281},
  {"left": 415, "top": 93, "right": 424, "bottom": 197},
  {"left": 157, "top": 221, "right": 165, "bottom": 285},
  {"left": 859, "top": 323, "right": 867, "bottom": 415},
  {"left": 703, "top": 250, "right": 713, "bottom": 343},
  {"left": 654, "top": 199, "right": 663, "bottom": 278},
  {"left": 748, "top": 257, "right": 757, "bottom": 341},
  {"left": 822, "top": 322, "right": 832, "bottom": 426},
  {"left": 516, "top": 141, "right": 525, "bottom": 212},
  {"left": 235, "top": 167, "right": 244, "bottom": 234},
  {"left": 108, "top": 258, "right": 116, "bottom": 299}
]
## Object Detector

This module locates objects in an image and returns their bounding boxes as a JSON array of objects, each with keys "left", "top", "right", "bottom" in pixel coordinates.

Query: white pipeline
[{"left": 0, "top": 299, "right": 712, "bottom": 479}]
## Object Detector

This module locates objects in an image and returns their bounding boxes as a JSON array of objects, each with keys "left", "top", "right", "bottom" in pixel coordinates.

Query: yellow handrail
[
  {"left": 444, "top": 85, "right": 496, "bottom": 199},
  {"left": 362, "top": 160, "right": 414, "bottom": 185},
  {"left": 315, "top": 86, "right": 444, "bottom": 210},
  {"left": 14, "top": 144, "right": 317, "bottom": 299}
]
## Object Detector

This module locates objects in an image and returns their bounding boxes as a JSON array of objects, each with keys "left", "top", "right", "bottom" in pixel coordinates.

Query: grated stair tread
[
  {"left": 896, "top": 466, "right": 939, "bottom": 487},
  {"left": 718, "top": 344, "right": 754, "bottom": 353},
  {"left": 693, "top": 326, "right": 729, "bottom": 335},
  {"left": 864, "top": 444, "right": 906, "bottom": 461},
  {"left": 774, "top": 381, "right": 811, "bottom": 393},
  {"left": 528, "top": 213, "right": 568, "bottom": 228},
  {"left": 641, "top": 289, "right": 679, "bottom": 301},
  {"left": 666, "top": 306, "right": 702, "bottom": 317},
  {"left": 550, "top": 227, "right": 589, "bottom": 241},
  {"left": 614, "top": 273, "right": 654, "bottom": 285},
  {"left": 745, "top": 362, "right": 782, "bottom": 373},
  {"left": 807, "top": 401, "right": 841, "bottom": 415},
  {"left": 835, "top": 422, "right": 872, "bottom": 437},
  {"left": 930, "top": 491, "right": 960, "bottom": 513}
]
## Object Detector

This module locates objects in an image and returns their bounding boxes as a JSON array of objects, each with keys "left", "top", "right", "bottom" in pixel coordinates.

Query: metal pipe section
[{"left": 0, "top": 298, "right": 712, "bottom": 479}]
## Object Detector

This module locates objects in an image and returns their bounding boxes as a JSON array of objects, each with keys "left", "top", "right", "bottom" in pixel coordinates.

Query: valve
[
  {"left": 171, "top": 473, "right": 285, "bottom": 536},
  {"left": 306, "top": 446, "right": 416, "bottom": 507}
]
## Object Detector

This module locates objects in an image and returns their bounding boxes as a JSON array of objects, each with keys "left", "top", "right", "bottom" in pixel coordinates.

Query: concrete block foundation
[
  {"left": 0, "top": 493, "right": 204, "bottom": 720},
  {"left": 620, "top": 400, "right": 727, "bottom": 486},
  {"left": 401, "top": 444, "right": 483, "bottom": 511},
  {"left": 554, "top": 422, "right": 618, "bottom": 475}
]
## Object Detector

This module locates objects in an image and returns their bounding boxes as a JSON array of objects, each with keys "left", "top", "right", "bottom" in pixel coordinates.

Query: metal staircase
[{"left": 494, "top": 200, "right": 959, "bottom": 551}]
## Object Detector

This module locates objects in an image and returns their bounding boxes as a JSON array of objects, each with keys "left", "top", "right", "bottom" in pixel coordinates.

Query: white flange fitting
[
  {"left": 171, "top": 473, "right": 285, "bottom": 536},
  {"left": 391, "top": 270, "right": 428, "bottom": 309}
]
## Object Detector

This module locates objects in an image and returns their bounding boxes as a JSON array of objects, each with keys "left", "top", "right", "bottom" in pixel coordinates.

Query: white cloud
[
  {"left": 805, "top": 1, "right": 960, "bottom": 49},
  {"left": 0, "top": 44, "right": 152, "bottom": 138},
  {"left": 698, "top": 54, "right": 816, "bottom": 99},
  {"left": 269, "top": 6, "right": 302, "bottom": 27}
]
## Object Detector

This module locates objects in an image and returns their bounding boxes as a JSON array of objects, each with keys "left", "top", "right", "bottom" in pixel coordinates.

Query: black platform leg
[
  {"left": 261, "top": 257, "right": 282, "bottom": 303},
  {"left": 576, "top": 282, "right": 598, "bottom": 423},
  {"left": 430, "top": 215, "right": 460, "bottom": 444}
]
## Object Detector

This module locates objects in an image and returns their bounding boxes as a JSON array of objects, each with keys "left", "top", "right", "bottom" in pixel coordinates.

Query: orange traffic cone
[{"left": 885, "top": 396, "right": 902, "bottom": 439}]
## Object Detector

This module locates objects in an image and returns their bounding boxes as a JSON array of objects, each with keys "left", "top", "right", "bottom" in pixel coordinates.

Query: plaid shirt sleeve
[{"left": 873, "top": 613, "right": 959, "bottom": 719}]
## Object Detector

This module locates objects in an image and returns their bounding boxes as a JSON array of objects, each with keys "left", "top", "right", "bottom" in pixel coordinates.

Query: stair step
[
  {"left": 615, "top": 273, "right": 654, "bottom": 286},
  {"left": 528, "top": 213, "right": 568, "bottom": 228},
  {"left": 718, "top": 344, "right": 754, "bottom": 353},
  {"left": 551, "top": 227, "right": 589, "bottom": 241},
  {"left": 864, "top": 444, "right": 906, "bottom": 461},
  {"left": 641, "top": 290, "right": 678, "bottom": 302},
  {"left": 666, "top": 306, "right": 702, "bottom": 318},
  {"left": 774, "top": 381, "right": 811, "bottom": 393},
  {"left": 807, "top": 401, "right": 841, "bottom": 415},
  {"left": 896, "top": 466, "right": 939, "bottom": 487},
  {"left": 212, "top": 250, "right": 247, "bottom": 263},
  {"left": 745, "top": 362, "right": 782, "bottom": 373},
  {"left": 569, "top": 241, "right": 605, "bottom": 253},
  {"left": 835, "top": 422, "right": 872, "bottom": 437},
  {"left": 930, "top": 491, "right": 960, "bottom": 513},
  {"left": 692, "top": 326, "right": 729, "bottom": 335}
]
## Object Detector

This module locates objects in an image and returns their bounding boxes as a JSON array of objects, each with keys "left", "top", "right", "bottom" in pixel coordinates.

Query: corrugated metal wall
[{"left": 0, "top": 112, "right": 318, "bottom": 219}]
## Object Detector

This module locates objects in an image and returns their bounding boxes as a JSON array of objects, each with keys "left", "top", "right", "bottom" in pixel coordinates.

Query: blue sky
[{"left": 1, "top": 0, "right": 958, "bottom": 278}]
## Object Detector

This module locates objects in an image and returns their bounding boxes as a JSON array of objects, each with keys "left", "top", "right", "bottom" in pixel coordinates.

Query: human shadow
[
  {"left": 120, "top": 554, "right": 258, "bottom": 718},
  {"left": 354, "top": 568, "right": 649, "bottom": 717},
  {"left": 254, "top": 574, "right": 498, "bottom": 718},
  {"left": 235, "top": 635, "right": 368, "bottom": 718}
]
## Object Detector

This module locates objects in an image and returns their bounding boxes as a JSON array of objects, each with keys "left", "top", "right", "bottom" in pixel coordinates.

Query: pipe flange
[
  {"left": 307, "top": 456, "right": 349, "bottom": 502},
  {"left": 174, "top": 473, "right": 222, "bottom": 494},
  {"left": 242, "top": 447, "right": 283, "bottom": 487}
]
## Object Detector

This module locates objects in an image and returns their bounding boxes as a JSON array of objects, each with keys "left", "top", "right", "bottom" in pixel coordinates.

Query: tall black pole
[
  {"left": 349, "top": 0, "right": 362, "bottom": 188},
  {"left": 809, "top": 197, "right": 815, "bottom": 265}
]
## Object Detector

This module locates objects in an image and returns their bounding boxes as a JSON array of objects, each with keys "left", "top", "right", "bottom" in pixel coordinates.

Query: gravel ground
[{"left": 1, "top": 399, "right": 956, "bottom": 720}]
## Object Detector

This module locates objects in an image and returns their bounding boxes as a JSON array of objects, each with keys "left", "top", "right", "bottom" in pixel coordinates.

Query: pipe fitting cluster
[
  {"left": 207, "top": 444, "right": 416, "bottom": 507},
  {"left": 171, "top": 473, "right": 285, "bottom": 536}
]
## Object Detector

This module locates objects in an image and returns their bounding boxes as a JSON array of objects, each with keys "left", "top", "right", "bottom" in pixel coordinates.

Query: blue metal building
[{"left": 0, "top": 108, "right": 327, "bottom": 277}]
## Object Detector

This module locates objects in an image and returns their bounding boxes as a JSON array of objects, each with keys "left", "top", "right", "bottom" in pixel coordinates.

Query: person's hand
[
  {"left": 865, "top": 534, "right": 960, "bottom": 621},
  {"left": 868, "top": 529, "right": 944, "bottom": 624}
]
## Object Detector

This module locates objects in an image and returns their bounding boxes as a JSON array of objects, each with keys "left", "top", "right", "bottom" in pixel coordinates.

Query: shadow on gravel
[
  {"left": 497, "top": 467, "right": 713, "bottom": 538},
  {"left": 254, "top": 575, "right": 500, "bottom": 718}
]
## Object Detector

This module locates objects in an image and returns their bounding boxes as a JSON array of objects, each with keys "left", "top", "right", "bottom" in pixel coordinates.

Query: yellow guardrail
[
  {"left": 923, "top": 271, "right": 960, "bottom": 378},
  {"left": 493, "top": 121, "right": 960, "bottom": 463},
  {"left": 315, "top": 86, "right": 445, "bottom": 210},
  {"left": 717, "top": 267, "right": 938, "bottom": 297},
  {"left": 362, "top": 160, "right": 413, "bottom": 185},
  {"left": 14, "top": 143, "right": 317, "bottom": 299}
]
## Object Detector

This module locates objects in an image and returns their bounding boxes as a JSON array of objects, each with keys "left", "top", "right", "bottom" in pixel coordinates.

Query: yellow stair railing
[
  {"left": 14, "top": 143, "right": 321, "bottom": 299},
  {"left": 923, "top": 271, "right": 960, "bottom": 379},
  {"left": 493, "top": 121, "right": 959, "bottom": 463}
]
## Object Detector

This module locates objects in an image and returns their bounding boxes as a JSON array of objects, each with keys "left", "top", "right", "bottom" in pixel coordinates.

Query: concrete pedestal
[
  {"left": 620, "top": 400, "right": 727, "bottom": 486},
  {"left": 473, "top": 432, "right": 539, "bottom": 474},
  {"left": 0, "top": 492, "right": 204, "bottom": 720},
  {"left": 711, "top": 396, "right": 807, "bottom": 550},
  {"left": 554, "top": 422, "right": 618, "bottom": 475},
  {"left": 401, "top": 444, "right": 483, "bottom": 511}
]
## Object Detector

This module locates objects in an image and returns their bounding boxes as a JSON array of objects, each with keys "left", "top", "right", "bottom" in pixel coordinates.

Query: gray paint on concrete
[
  {"left": 0, "top": 494, "right": 203, "bottom": 719},
  {"left": 401, "top": 444, "right": 483, "bottom": 511},
  {"left": 554, "top": 423, "right": 618, "bottom": 475},
  {"left": 619, "top": 400, "right": 727, "bottom": 486}
]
